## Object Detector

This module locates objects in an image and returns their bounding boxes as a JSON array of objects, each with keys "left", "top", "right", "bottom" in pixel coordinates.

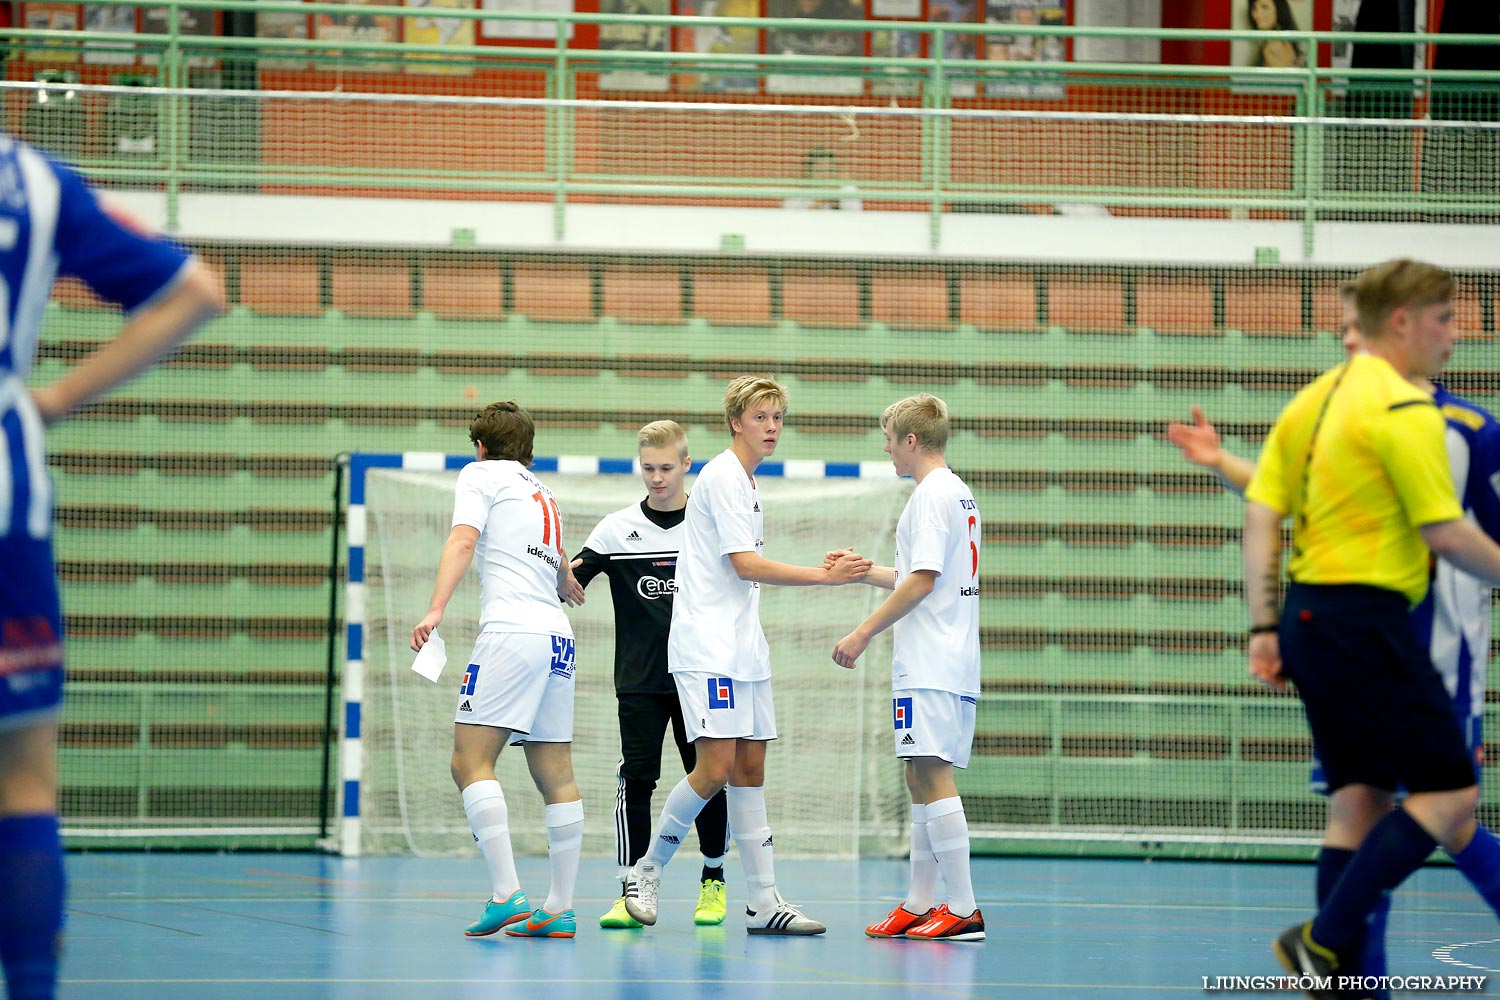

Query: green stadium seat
[
  {"left": 691, "top": 265, "right": 772, "bottom": 325},
  {"left": 1137, "top": 274, "right": 1215, "bottom": 335},
  {"left": 239, "top": 254, "right": 322, "bottom": 316},
  {"left": 513, "top": 261, "right": 594, "bottom": 321},
  {"left": 958, "top": 272, "right": 1039, "bottom": 332},
  {"left": 422, "top": 261, "right": 504, "bottom": 321},
  {"left": 602, "top": 264, "right": 683, "bottom": 324},
  {"left": 331, "top": 256, "right": 414, "bottom": 318},
  {"left": 1048, "top": 272, "right": 1127, "bottom": 333},
  {"left": 781, "top": 268, "right": 860, "bottom": 327},
  {"left": 870, "top": 270, "right": 950, "bottom": 329},
  {"left": 1224, "top": 274, "right": 1303, "bottom": 336}
]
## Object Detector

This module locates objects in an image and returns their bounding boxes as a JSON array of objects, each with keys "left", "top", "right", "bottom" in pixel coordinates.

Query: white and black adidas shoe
[
  {"left": 623, "top": 861, "right": 661, "bottom": 926},
  {"left": 745, "top": 897, "right": 826, "bottom": 936}
]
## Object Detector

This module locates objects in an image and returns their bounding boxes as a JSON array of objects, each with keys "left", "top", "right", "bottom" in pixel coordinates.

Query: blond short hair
[
  {"left": 882, "top": 394, "right": 950, "bottom": 453},
  {"left": 468, "top": 400, "right": 534, "bottom": 465},
  {"left": 1348, "top": 259, "right": 1454, "bottom": 340},
  {"left": 638, "top": 419, "right": 689, "bottom": 460},
  {"left": 722, "top": 375, "right": 789, "bottom": 434}
]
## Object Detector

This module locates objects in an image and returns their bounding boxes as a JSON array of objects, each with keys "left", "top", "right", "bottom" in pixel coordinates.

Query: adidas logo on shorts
[
  {"left": 627, "top": 530, "right": 641, "bottom": 540},
  {"left": 459, "top": 699, "right": 473, "bottom": 713},
  {"left": 900, "top": 734, "right": 916, "bottom": 746}
]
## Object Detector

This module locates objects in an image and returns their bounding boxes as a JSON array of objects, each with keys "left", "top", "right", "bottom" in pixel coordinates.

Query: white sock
[
  {"left": 702, "top": 853, "right": 727, "bottom": 875},
  {"left": 927, "top": 796, "right": 975, "bottom": 916},
  {"left": 727, "top": 784, "right": 778, "bottom": 912},
  {"left": 906, "top": 802, "right": 938, "bottom": 913},
  {"left": 543, "top": 799, "right": 584, "bottom": 914},
  {"left": 642, "top": 778, "right": 712, "bottom": 870},
  {"left": 461, "top": 779, "right": 519, "bottom": 901}
]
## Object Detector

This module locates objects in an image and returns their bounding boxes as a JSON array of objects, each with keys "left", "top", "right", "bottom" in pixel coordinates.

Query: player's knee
[
  {"left": 728, "top": 760, "right": 764, "bottom": 787},
  {"left": 622, "top": 776, "right": 657, "bottom": 803}
]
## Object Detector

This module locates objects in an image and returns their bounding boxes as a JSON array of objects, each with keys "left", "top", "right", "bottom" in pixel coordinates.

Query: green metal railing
[{"left": 3, "top": 0, "right": 1498, "bottom": 253}]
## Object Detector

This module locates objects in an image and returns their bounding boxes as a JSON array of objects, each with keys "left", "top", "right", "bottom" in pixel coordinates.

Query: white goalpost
[{"left": 340, "top": 452, "right": 912, "bottom": 860}]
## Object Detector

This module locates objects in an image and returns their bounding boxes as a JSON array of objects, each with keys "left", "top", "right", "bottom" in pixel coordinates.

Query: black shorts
[{"left": 1280, "top": 582, "right": 1476, "bottom": 795}]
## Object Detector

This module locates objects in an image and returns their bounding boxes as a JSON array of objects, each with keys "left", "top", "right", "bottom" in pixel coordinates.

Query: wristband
[{"left": 1248, "top": 624, "right": 1279, "bottom": 636}]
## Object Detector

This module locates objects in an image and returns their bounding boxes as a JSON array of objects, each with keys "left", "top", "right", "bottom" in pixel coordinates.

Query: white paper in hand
[{"left": 411, "top": 630, "right": 447, "bottom": 683}]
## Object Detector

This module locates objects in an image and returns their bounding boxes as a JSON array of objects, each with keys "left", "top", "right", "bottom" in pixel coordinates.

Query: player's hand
[
  {"left": 411, "top": 610, "right": 442, "bottom": 652},
  {"left": 557, "top": 569, "right": 585, "bottom": 607},
  {"left": 1247, "top": 631, "right": 1285, "bottom": 692},
  {"left": 825, "top": 551, "right": 872, "bottom": 584},
  {"left": 1166, "top": 406, "right": 1222, "bottom": 470},
  {"left": 570, "top": 557, "right": 583, "bottom": 570},
  {"left": 832, "top": 630, "right": 869, "bottom": 669},
  {"left": 823, "top": 547, "right": 852, "bottom": 570}
]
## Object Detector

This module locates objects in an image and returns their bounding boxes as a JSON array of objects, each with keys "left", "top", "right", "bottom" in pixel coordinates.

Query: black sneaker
[{"left": 1271, "top": 921, "right": 1344, "bottom": 999}]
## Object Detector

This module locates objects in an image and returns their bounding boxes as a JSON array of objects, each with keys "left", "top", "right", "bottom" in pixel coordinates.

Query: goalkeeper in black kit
[{"left": 570, "top": 419, "right": 731, "bottom": 928}]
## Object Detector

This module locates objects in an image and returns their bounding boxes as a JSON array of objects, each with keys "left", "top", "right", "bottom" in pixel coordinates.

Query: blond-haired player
[
  {"left": 570, "top": 420, "right": 731, "bottom": 929},
  {"left": 833, "top": 393, "right": 985, "bottom": 941},
  {"left": 623, "top": 376, "right": 871, "bottom": 934}
]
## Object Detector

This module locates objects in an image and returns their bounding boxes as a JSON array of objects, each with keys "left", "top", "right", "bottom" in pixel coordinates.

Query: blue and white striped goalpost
[{"left": 337, "top": 451, "right": 898, "bottom": 857}]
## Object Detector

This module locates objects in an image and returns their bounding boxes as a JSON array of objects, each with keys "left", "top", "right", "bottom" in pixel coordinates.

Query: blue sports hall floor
[{"left": 60, "top": 853, "right": 1499, "bottom": 999}]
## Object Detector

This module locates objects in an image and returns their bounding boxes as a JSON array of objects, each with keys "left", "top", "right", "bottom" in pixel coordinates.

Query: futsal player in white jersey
[
  {"left": 622, "top": 376, "right": 871, "bottom": 934},
  {"left": 0, "top": 132, "right": 225, "bottom": 1000},
  {"left": 410, "top": 401, "right": 588, "bottom": 940},
  {"left": 833, "top": 394, "right": 986, "bottom": 942}
]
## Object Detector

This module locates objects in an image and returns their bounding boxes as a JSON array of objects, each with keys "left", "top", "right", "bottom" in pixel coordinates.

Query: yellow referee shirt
[{"left": 1245, "top": 353, "right": 1463, "bottom": 606}]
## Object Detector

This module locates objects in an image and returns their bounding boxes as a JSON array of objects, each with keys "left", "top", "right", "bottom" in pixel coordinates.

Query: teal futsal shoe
[
  {"left": 464, "top": 889, "right": 531, "bottom": 937},
  {"left": 504, "top": 907, "right": 578, "bottom": 938}
]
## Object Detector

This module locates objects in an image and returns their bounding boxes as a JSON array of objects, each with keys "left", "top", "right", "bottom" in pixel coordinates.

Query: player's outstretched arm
[
  {"left": 411, "top": 525, "right": 480, "bottom": 650},
  {"left": 823, "top": 548, "right": 896, "bottom": 589},
  {"left": 1166, "top": 405, "right": 1255, "bottom": 496},
  {"left": 29, "top": 260, "right": 225, "bottom": 424},
  {"left": 556, "top": 556, "right": 585, "bottom": 607},
  {"left": 1421, "top": 518, "right": 1500, "bottom": 589},
  {"left": 832, "top": 569, "right": 936, "bottom": 668},
  {"left": 728, "top": 549, "right": 871, "bottom": 587}
]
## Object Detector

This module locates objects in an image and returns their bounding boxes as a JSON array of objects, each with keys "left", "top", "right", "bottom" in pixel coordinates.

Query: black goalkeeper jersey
[{"left": 572, "top": 498, "right": 685, "bottom": 695}]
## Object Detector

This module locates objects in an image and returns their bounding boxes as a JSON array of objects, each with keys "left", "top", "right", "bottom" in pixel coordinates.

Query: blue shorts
[{"left": 0, "top": 536, "right": 65, "bottom": 729}]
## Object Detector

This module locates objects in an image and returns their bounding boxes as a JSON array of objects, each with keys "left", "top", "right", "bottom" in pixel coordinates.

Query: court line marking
[{"left": 1432, "top": 937, "right": 1500, "bottom": 973}]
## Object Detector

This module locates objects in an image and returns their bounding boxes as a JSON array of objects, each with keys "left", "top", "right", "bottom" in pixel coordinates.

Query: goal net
[{"left": 355, "top": 462, "right": 911, "bottom": 859}]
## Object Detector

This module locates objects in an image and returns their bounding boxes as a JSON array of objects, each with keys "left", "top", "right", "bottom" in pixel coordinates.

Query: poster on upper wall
[
  {"left": 929, "top": 0, "right": 978, "bottom": 97},
  {"left": 316, "top": 0, "right": 400, "bottom": 71},
  {"left": 25, "top": 3, "right": 81, "bottom": 64},
  {"left": 598, "top": 0, "right": 670, "bottom": 91},
  {"left": 871, "top": 28, "right": 922, "bottom": 96},
  {"left": 405, "top": 0, "right": 477, "bottom": 75},
  {"left": 766, "top": 0, "right": 864, "bottom": 96},
  {"left": 676, "top": 0, "right": 760, "bottom": 94},
  {"left": 984, "top": 0, "right": 1066, "bottom": 99},
  {"left": 257, "top": 10, "right": 311, "bottom": 70},
  {"left": 82, "top": 4, "right": 137, "bottom": 65},
  {"left": 143, "top": 6, "right": 218, "bottom": 69},
  {"left": 480, "top": 0, "right": 575, "bottom": 42},
  {"left": 1231, "top": 0, "right": 1312, "bottom": 68}
]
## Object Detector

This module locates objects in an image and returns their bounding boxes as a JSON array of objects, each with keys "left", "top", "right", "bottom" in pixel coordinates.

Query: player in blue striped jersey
[
  {"left": 1169, "top": 286, "right": 1500, "bottom": 994},
  {"left": 0, "top": 133, "right": 224, "bottom": 1000}
]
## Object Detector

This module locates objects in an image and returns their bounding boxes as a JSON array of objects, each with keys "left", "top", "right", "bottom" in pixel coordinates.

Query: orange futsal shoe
[
  {"left": 865, "top": 904, "right": 934, "bottom": 938},
  {"left": 905, "top": 904, "right": 986, "bottom": 942}
]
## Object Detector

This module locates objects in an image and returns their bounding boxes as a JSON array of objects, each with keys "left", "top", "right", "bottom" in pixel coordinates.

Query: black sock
[{"left": 701, "top": 863, "right": 723, "bottom": 883}]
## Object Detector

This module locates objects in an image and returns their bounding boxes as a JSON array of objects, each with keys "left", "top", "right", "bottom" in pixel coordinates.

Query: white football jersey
[
  {"left": 450, "top": 460, "right": 572, "bottom": 638},
  {"left": 668, "top": 449, "right": 770, "bottom": 681},
  {"left": 891, "top": 467, "right": 981, "bottom": 698}
]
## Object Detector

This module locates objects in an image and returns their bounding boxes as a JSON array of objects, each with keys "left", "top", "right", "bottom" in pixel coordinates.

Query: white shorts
[
  {"left": 675, "top": 671, "right": 777, "bottom": 743},
  {"left": 893, "top": 688, "right": 976, "bottom": 769},
  {"left": 456, "top": 631, "right": 576, "bottom": 744}
]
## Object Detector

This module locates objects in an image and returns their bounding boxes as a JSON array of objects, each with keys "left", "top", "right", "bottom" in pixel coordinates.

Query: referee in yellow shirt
[{"left": 1243, "top": 260, "right": 1500, "bottom": 995}]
